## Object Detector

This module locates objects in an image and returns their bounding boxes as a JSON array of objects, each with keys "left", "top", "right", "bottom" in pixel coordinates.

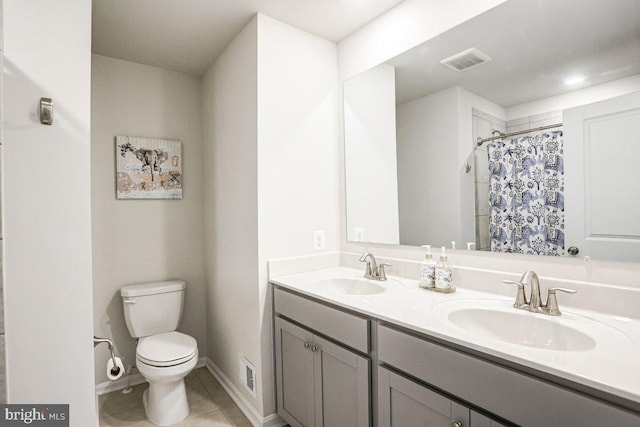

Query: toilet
[{"left": 121, "top": 280, "right": 198, "bottom": 426}]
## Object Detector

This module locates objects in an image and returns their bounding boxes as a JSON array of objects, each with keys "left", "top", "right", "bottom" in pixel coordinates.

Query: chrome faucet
[
  {"left": 359, "top": 252, "right": 377, "bottom": 279},
  {"left": 503, "top": 270, "right": 576, "bottom": 316},
  {"left": 522, "top": 270, "right": 543, "bottom": 311},
  {"left": 359, "top": 253, "right": 391, "bottom": 281}
]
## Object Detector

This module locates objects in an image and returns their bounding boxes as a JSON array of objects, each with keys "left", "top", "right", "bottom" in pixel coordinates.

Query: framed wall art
[{"left": 115, "top": 136, "right": 182, "bottom": 199}]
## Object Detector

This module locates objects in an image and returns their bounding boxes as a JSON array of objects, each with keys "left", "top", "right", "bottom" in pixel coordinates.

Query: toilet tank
[{"left": 120, "top": 280, "right": 186, "bottom": 338}]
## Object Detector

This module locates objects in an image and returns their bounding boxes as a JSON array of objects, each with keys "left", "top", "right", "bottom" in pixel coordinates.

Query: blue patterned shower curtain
[{"left": 487, "top": 130, "right": 565, "bottom": 256}]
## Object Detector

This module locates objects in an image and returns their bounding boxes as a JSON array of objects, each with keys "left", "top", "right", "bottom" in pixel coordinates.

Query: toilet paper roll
[{"left": 107, "top": 356, "right": 125, "bottom": 381}]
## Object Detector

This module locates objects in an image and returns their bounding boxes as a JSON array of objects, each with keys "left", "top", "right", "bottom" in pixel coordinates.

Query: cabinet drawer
[
  {"left": 378, "top": 324, "right": 640, "bottom": 427},
  {"left": 274, "top": 287, "right": 369, "bottom": 353}
]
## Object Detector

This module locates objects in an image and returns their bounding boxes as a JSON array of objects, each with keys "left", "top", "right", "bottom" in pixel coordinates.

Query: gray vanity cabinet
[
  {"left": 378, "top": 366, "right": 469, "bottom": 427},
  {"left": 377, "top": 324, "right": 639, "bottom": 426},
  {"left": 273, "top": 285, "right": 639, "bottom": 427},
  {"left": 378, "top": 367, "right": 506, "bottom": 427},
  {"left": 273, "top": 288, "right": 371, "bottom": 427}
]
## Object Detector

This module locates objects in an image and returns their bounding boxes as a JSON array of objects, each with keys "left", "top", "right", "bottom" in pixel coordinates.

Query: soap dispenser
[
  {"left": 419, "top": 245, "right": 436, "bottom": 289},
  {"left": 435, "top": 247, "right": 455, "bottom": 293}
]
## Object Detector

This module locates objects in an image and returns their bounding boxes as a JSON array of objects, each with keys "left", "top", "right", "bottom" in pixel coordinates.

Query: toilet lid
[{"left": 137, "top": 331, "right": 197, "bottom": 367}]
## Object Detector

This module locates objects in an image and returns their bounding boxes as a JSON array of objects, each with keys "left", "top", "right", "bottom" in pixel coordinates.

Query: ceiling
[
  {"left": 92, "top": 0, "right": 405, "bottom": 76},
  {"left": 387, "top": 0, "right": 640, "bottom": 107}
]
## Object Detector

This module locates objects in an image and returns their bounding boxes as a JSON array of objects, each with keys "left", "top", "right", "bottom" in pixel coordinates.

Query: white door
[{"left": 564, "top": 91, "right": 640, "bottom": 262}]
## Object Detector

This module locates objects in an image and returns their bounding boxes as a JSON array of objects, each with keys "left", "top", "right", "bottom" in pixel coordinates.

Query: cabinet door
[
  {"left": 378, "top": 367, "right": 469, "bottom": 427},
  {"left": 312, "top": 334, "right": 371, "bottom": 427},
  {"left": 275, "top": 317, "right": 315, "bottom": 427},
  {"left": 470, "top": 410, "right": 508, "bottom": 427}
]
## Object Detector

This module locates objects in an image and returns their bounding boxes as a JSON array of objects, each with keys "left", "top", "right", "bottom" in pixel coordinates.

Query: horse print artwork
[
  {"left": 487, "top": 129, "right": 565, "bottom": 256},
  {"left": 116, "top": 136, "right": 182, "bottom": 199}
]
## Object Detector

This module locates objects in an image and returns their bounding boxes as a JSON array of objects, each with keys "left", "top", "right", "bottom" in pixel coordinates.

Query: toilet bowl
[
  {"left": 121, "top": 280, "right": 198, "bottom": 426},
  {"left": 136, "top": 332, "right": 198, "bottom": 425}
]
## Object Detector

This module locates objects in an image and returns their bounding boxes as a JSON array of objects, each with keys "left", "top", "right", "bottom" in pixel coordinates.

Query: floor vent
[
  {"left": 440, "top": 47, "right": 492, "bottom": 72},
  {"left": 239, "top": 354, "right": 256, "bottom": 398}
]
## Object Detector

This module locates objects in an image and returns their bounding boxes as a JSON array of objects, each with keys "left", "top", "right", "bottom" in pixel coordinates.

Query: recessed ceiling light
[{"left": 565, "top": 76, "right": 585, "bottom": 86}]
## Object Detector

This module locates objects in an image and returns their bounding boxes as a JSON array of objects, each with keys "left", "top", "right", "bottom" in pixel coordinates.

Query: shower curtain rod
[{"left": 476, "top": 122, "right": 563, "bottom": 146}]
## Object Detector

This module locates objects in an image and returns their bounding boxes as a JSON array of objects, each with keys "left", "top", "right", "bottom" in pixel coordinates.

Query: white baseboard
[
  {"left": 95, "top": 370, "right": 146, "bottom": 396},
  {"left": 262, "top": 412, "right": 286, "bottom": 427},
  {"left": 204, "top": 358, "right": 285, "bottom": 427},
  {"left": 95, "top": 357, "right": 207, "bottom": 396}
]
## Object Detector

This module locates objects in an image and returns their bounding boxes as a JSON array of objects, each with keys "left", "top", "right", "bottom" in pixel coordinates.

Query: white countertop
[{"left": 271, "top": 267, "right": 640, "bottom": 408}]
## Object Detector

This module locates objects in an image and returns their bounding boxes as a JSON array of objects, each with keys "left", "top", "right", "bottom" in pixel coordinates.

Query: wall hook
[{"left": 39, "top": 97, "right": 53, "bottom": 125}]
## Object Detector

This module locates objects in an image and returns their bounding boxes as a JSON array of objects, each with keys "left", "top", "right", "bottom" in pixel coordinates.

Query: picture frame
[{"left": 115, "top": 136, "right": 182, "bottom": 199}]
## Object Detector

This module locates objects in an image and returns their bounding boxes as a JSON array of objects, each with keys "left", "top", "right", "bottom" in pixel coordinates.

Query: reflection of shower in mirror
[{"left": 472, "top": 109, "right": 564, "bottom": 256}]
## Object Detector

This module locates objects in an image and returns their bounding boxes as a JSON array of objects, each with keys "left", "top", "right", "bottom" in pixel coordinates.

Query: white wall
[
  {"left": 202, "top": 14, "right": 339, "bottom": 421},
  {"left": 201, "top": 14, "right": 261, "bottom": 415},
  {"left": 257, "top": 14, "right": 339, "bottom": 416},
  {"left": 0, "top": 1, "right": 6, "bottom": 403},
  {"left": 395, "top": 87, "right": 504, "bottom": 247},
  {"left": 91, "top": 55, "right": 206, "bottom": 384},
  {"left": 396, "top": 88, "right": 460, "bottom": 246},
  {"left": 458, "top": 88, "right": 507, "bottom": 164},
  {"left": 257, "top": 14, "right": 339, "bottom": 261},
  {"left": 2, "top": 0, "right": 97, "bottom": 424},
  {"left": 344, "top": 63, "right": 399, "bottom": 244}
]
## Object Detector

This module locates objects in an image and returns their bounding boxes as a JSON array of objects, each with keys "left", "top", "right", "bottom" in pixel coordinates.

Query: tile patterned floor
[{"left": 99, "top": 367, "right": 252, "bottom": 426}]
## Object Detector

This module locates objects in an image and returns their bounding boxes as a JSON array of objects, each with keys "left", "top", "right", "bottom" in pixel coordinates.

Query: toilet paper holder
[{"left": 94, "top": 336, "right": 121, "bottom": 377}]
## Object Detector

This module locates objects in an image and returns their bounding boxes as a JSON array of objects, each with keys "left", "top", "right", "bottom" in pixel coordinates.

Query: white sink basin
[
  {"left": 448, "top": 308, "right": 596, "bottom": 351},
  {"left": 316, "top": 278, "right": 385, "bottom": 295}
]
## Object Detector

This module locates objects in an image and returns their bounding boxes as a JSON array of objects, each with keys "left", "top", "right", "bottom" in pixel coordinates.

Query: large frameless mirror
[{"left": 343, "top": 0, "right": 640, "bottom": 262}]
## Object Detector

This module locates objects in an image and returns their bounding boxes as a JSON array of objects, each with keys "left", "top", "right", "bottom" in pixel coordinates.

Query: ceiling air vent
[{"left": 440, "top": 48, "right": 492, "bottom": 72}]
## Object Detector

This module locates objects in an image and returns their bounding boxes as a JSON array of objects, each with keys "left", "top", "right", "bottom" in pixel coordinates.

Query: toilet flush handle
[{"left": 123, "top": 297, "right": 136, "bottom": 304}]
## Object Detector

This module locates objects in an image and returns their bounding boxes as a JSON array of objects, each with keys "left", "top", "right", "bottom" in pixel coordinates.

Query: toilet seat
[{"left": 137, "top": 331, "right": 197, "bottom": 367}]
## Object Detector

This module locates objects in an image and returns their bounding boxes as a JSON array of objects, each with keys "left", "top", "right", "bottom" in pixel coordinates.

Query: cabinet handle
[
  {"left": 304, "top": 342, "right": 311, "bottom": 349},
  {"left": 311, "top": 345, "right": 319, "bottom": 352},
  {"left": 451, "top": 422, "right": 462, "bottom": 427}
]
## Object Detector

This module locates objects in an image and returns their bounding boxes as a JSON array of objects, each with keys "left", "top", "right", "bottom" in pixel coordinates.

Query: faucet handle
[
  {"left": 549, "top": 287, "right": 577, "bottom": 294},
  {"left": 502, "top": 280, "right": 528, "bottom": 308},
  {"left": 378, "top": 263, "right": 392, "bottom": 281},
  {"left": 544, "top": 287, "right": 576, "bottom": 316}
]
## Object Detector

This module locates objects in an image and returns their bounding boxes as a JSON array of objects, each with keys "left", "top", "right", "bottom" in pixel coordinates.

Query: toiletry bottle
[
  {"left": 435, "top": 247, "right": 453, "bottom": 290},
  {"left": 419, "top": 245, "right": 436, "bottom": 289}
]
